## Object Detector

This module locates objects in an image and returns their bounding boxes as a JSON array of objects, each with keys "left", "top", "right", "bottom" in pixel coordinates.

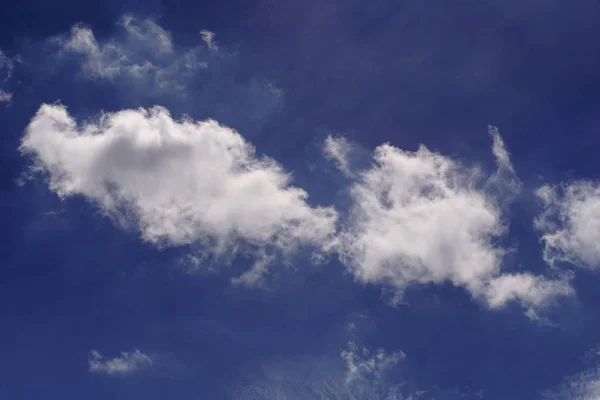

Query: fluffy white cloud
[
  {"left": 20, "top": 104, "right": 337, "bottom": 281},
  {"left": 88, "top": 349, "right": 153, "bottom": 375},
  {"left": 535, "top": 181, "right": 600, "bottom": 269},
  {"left": 333, "top": 128, "right": 572, "bottom": 310}
]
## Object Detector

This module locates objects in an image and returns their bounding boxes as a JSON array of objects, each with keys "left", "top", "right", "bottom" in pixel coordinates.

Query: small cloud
[
  {"left": 0, "top": 49, "right": 17, "bottom": 105},
  {"left": 61, "top": 16, "right": 174, "bottom": 80},
  {"left": 0, "top": 49, "right": 16, "bottom": 81},
  {"left": 485, "top": 125, "right": 522, "bottom": 203},
  {"left": 484, "top": 272, "right": 573, "bottom": 311},
  {"left": 535, "top": 181, "right": 600, "bottom": 269},
  {"left": 120, "top": 14, "right": 173, "bottom": 54},
  {"left": 88, "top": 349, "right": 153, "bottom": 375},
  {"left": 200, "top": 30, "right": 218, "bottom": 51},
  {"left": 0, "top": 89, "right": 12, "bottom": 103},
  {"left": 63, "top": 25, "right": 124, "bottom": 79},
  {"left": 323, "top": 135, "right": 354, "bottom": 177},
  {"left": 340, "top": 341, "right": 405, "bottom": 385}
]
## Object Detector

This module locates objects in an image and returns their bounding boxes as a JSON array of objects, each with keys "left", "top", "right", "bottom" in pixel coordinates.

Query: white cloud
[
  {"left": 334, "top": 128, "right": 572, "bottom": 310},
  {"left": 324, "top": 135, "right": 354, "bottom": 177},
  {"left": 121, "top": 15, "right": 173, "bottom": 54},
  {"left": 20, "top": 104, "right": 337, "bottom": 282},
  {"left": 88, "top": 349, "right": 153, "bottom": 375},
  {"left": 484, "top": 272, "right": 573, "bottom": 309},
  {"left": 0, "top": 89, "right": 12, "bottom": 103},
  {"left": 232, "top": 345, "right": 413, "bottom": 400},
  {"left": 535, "top": 181, "right": 600, "bottom": 269},
  {"left": 340, "top": 341, "right": 405, "bottom": 385},
  {"left": 0, "top": 49, "right": 15, "bottom": 104},
  {"left": 489, "top": 125, "right": 513, "bottom": 172},
  {"left": 61, "top": 15, "right": 174, "bottom": 80},
  {"left": 545, "top": 363, "right": 600, "bottom": 400},
  {"left": 63, "top": 25, "right": 124, "bottom": 79},
  {"left": 48, "top": 15, "right": 282, "bottom": 126},
  {"left": 200, "top": 30, "right": 218, "bottom": 51},
  {"left": 485, "top": 125, "right": 522, "bottom": 203},
  {"left": 0, "top": 49, "right": 15, "bottom": 80}
]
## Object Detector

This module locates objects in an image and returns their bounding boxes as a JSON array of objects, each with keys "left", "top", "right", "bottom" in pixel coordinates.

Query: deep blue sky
[{"left": 2, "top": 1, "right": 600, "bottom": 399}]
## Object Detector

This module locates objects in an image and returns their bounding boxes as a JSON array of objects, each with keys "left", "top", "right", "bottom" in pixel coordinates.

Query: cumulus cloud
[
  {"left": 334, "top": 128, "right": 572, "bottom": 311},
  {"left": 88, "top": 349, "right": 152, "bottom": 375},
  {"left": 535, "top": 181, "right": 600, "bottom": 269},
  {"left": 20, "top": 104, "right": 337, "bottom": 282}
]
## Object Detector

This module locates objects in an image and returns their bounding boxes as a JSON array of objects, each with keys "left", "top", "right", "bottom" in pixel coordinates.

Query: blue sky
[{"left": 2, "top": 1, "right": 600, "bottom": 399}]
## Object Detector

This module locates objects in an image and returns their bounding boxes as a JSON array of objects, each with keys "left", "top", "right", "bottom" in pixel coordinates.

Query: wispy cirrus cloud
[
  {"left": 544, "top": 346, "right": 600, "bottom": 400},
  {"left": 35, "top": 14, "right": 282, "bottom": 132},
  {"left": 200, "top": 30, "right": 218, "bottom": 51},
  {"left": 323, "top": 135, "right": 355, "bottom": 177},
  {"left": 340, "top": 341, "right": 405, "bottom": 385},
  {"left": 0, "top": 49, "right": 17, "bottom": 104},
  {"left": 232, "top": 342, "right": 414, "bottom": 400},
  {"left": 88, "top": 349, "right": 153, "bottom": 375},
  {"left": 58, "top": 15, "right": 182, "bottom": 81},
  {"left": 51, "top": 15, "right": 280, "bottom": 100}
]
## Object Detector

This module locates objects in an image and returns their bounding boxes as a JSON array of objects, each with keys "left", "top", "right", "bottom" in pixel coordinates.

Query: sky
[{"left": 1, "top": 1, "right": 600, "bottom": 399}]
